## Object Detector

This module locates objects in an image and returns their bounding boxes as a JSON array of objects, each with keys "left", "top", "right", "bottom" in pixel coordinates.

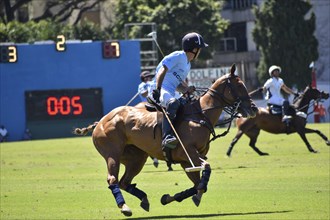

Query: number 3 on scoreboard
[
  {"left": 0, "top": 46, "right": 17, "bottom": 63},
  {"left": 56, "top": 35, "right": 66, "bottom": 52},
  {"left": 8, "top": 46, "right": 17, "bottom": 62}
]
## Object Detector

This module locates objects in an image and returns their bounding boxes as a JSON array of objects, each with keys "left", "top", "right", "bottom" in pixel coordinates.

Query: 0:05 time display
[
  {"left": 46, "top": 96, "right": 82, "bottom": 116},
  {"left": 25, "top": 88, "right": 103, "bottom": 121}
]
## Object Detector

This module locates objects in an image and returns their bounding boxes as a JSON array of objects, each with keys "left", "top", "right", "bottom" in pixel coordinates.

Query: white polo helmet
[{"left": 268, "top": 65, "right": 281, "bottom": 76}]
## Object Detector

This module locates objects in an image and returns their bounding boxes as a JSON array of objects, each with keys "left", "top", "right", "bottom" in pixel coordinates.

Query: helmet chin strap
[{"left": 190, "top": 48, "right": 200, "bottom": 60}]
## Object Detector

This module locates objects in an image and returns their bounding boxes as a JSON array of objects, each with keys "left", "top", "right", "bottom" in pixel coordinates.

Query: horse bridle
[
  {"left": 294, "top": 90, "right": 325, "bottom": 116},
  {"left": 187, "top": 75, "right": 252, "bottom": 143},
  {"left": 205, "top": 75, "right": 251, "bottom": 114}
]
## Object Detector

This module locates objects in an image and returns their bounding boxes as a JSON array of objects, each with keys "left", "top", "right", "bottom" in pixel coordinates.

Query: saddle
[
  {"left": 145, "top": 96, "right": 209, "bottom": 164},
  {"left": 267, "top": 104, "right": 282, "bottom": 115},
  {"left": 267, "top": 104, "right": 296, "bottom": 118},
  {"left": 145, "top": 96, "right": 205, "bottom": 124}
]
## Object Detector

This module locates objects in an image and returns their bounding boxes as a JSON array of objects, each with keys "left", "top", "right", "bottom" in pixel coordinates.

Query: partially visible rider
[
  {"left": 138, "top": 71, "right": 155, "bottom": 102},
  {"left": 137, "top": 70, "right": 163, "bottom": 168},
  {"left": 148, "top": 32, "right": 208, "bottom": 150},
  {"left": 260, "top": 65, "right": 299, "bottom": 128}
]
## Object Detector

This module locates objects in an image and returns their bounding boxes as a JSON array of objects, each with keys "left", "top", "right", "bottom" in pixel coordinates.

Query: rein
[
  {"left": 188, "top": 76, "right": 246, "bottom": 143},
  {"left": 207, "top": 102, "right": 241, "bottom": 144},
  {"left": 298, "top": 99, "right": 322, "bottom": 117},
  {"left": 294, "top": 92, "right": 324, "bottom": 117}
]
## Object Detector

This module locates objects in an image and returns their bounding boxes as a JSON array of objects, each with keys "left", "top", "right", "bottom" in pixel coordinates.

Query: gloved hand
[
  {"left": 187, "top": 85, "right": 196, "bottom": 93},
  {"left": 152, "top": 89, "right": 160, "bottom": 104},
  {"left": 258, "top": 87, "right": 264, "bottom": 92},
  {"left": 294, "top": 93, "right": 300, "bottom": 99}
]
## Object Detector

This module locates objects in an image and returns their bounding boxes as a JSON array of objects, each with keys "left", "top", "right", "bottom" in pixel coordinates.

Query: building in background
[
  {"left": 8, "top": 0, "right": 330, "bottom": 90},
  {"left": 214, "top": 0, "right": 260, "bottom": 90},
  {"left": 215, "top": 0, "right": 329, "bottom": 90}
]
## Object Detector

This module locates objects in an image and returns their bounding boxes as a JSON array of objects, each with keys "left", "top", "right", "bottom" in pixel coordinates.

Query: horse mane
[
  {"left": 292, "top": 86, "right": 313, "bottom": 110},
  {"left": 209, "top": 73, "right": 234, "bottom": 91},
  {"left": 293, "top": 93, "right": 304, "bottom": 109}
]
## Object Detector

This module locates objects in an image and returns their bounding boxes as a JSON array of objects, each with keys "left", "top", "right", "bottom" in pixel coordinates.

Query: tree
[
  {"left": 1, "top": 0, "right": 105, "bottom": 24},
  {"left": 252, "top": 0, "right": 318, "bottom": 90},
  {"left": 110, "top": 0, "right": 228, "bottom": 62},
  {"left": 0, "top": 20, "right": 109, "bottom": 43}
]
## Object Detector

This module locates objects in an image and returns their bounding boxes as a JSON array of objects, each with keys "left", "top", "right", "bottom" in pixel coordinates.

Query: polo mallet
[
  {"left": 160, "top": 106, "right": 203, "bottom": 172},
  {"left": 125, "top": 32, "right": 163, "bottom": 107},
  {"left": 125, "top": 91, "right": 140, "bottom": 106},
  {"left": 147, "top": 31, "right": 165, "bottom": 57},
  {"left": 249, "top": 87, "right": 263, "bottom": 96}
]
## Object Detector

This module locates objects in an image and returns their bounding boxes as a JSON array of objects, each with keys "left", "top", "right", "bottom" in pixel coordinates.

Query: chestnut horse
[
  {"left": 226, "top": 85, "right": 329, "bottom": 157},
  {"left": 74, "top": 64, "right": 257, "bottom": 216}
]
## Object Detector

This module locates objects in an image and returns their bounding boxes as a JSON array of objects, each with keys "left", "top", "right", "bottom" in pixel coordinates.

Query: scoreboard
[
  {"left": 0, "top": 38, "right": 141, "bottom": 141},
  {"left": 0, "top": 36, "right": 121, "bottom": 63}
]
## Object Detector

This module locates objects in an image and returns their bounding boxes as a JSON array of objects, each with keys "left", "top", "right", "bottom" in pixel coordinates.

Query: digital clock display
[{"left": 25, "top": 88, "right": 103, "bottom": 121}]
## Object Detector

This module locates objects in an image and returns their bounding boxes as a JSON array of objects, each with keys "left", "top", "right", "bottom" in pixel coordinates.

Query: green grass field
[{"left": 1, "top": 123, "right": 329, "bottom": 220}]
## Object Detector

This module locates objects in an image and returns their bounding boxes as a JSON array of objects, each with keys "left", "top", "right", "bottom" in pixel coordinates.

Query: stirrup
[
  {"left": 162, "top": 135, "right": 178, "bottom": 149},
  {"left": 282, "top": 115, "right": 292, "bottom": 122},
  {"left": 283, "top": 115, "right": 292, "bottom": 119}
]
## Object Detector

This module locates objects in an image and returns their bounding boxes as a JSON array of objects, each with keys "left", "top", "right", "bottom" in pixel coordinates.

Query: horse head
[
  {"left": 209, "top": 64, "right": 258, "bottom": 118},
  {"left": 303, "top": 85, "right": 329, "bottom": 101},
  {"left": 294, "top": 85, "right": 329, "bottom": 111}
]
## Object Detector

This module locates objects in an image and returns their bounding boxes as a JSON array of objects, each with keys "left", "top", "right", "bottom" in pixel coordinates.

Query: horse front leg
[
  {"left": 160, "top": 161, "right": 211, "bottom": 207},
  {"left": 192, "top": 162, "right": 211, "bottom": 207},
  {"left": 160, "top": 187, "right": 197, "bottom": 205},
  {"left": 304, "top": 127, "right": 330, "bottom": 146}
]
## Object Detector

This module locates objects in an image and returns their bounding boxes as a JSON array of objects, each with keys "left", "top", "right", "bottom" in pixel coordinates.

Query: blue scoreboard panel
[{"left": 0, "top": 37, "right": 141, "bottom": 140}]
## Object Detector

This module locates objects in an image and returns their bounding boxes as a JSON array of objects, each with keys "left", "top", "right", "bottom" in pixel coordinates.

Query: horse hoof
[
  {"left": 161, "top": 194, "right": 170, "bottom": 205},
  {"left": 261, "top": 153, "right": 269, "bottom": 156},
  {"left": 168, "top": 167, "right": 173, "bottom": 171},
  {"left": 140, "top": 197, "right": 150, "bottom": 212},
  {"left": 121, "top": 204, "right": 132, "bottom": 217},
  {"left": 153, "top": 159, "right": 159, "bottom": 168},
  {"left": 192, "top": 195, "right": 201, "bottom": 207},
  {"left": 326, "top": 141, "right": 330, "bottom": 146}
]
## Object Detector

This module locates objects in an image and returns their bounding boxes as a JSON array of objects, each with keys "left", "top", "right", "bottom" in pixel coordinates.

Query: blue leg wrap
[
  {"left": 125, "top": 183, "right": 146, "bottom": 201},
  {"left": 197, "top": 169, "right": 211, "bottom": 192},
  {"left": 174, "top": 187, "right": 197, "bottom": 202},
  {"left": 108, "top": 184, "right": 125, "bottom": 207}
]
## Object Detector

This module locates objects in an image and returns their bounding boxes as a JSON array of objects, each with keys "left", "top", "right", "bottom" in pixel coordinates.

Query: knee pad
[
  {"left": 166, "top": 98, "right": 180, "bottom": 118},
  {"left": 282, "top": 100, "right": 290, "bottom": 113},
  {"left": 283, "top": 100, "right": 289, "bottom": 108}
]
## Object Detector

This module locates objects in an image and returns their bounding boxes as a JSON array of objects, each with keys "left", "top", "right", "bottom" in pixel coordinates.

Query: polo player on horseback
[
  {"left": 138, "top": 70, "right": 155, "bottom": 102},
  {"left": 260, "top": 65, "right": 299, "bottom": 128},
  {"left": 148, "top": 32, "right": 208, "bottom": 150}
]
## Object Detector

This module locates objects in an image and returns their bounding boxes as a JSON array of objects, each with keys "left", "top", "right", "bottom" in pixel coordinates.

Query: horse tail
[{"left": 73, "top": 121, "right": 98, "bottom": 136}]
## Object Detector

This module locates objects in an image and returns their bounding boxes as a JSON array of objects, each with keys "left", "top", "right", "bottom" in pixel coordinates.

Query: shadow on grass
[{"left": 125, "top": 210, "right": 292, "bottom": 220}]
